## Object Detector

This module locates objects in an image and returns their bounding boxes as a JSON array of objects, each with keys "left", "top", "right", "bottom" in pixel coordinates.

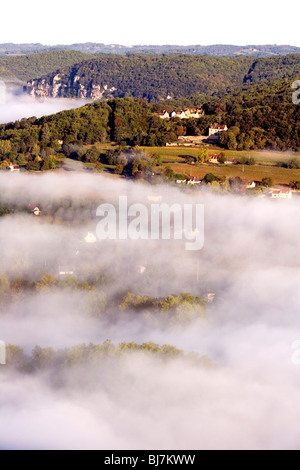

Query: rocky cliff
[{"left": 26, "top": 73, "right": 117, "bottom": 100}]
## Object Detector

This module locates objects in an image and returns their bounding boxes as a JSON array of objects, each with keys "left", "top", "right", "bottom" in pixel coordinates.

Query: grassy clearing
[
  {"left": 141, "top": 147, "right": 300, "bottom": 185},
  {"left": 81, "top": 145, "right": 300, "bottom": 185},
  {"left": 160, "top": 162, "right": 300, "bottom": 185}
]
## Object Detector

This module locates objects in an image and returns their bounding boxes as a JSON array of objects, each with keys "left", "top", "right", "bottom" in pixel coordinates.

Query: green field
[
  {"left": 140, "top": 147, "right": 300, "bottom": 185},
  {"left": 141, "top": 147, "right": 300, "bottom": 165},
  {"left": 81, "top": 144, "right": 300, "bottom": 186},
  {"left": 161, "top": 162, "right": 300, "bottom": 185}
]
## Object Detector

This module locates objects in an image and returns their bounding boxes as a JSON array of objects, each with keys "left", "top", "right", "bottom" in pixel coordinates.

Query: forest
[
  {"left": 0, "top": 75, "right": 299, "bottom": 173},
  {"left": 0, "top": 50, "right": 93, "bottom": 82},
  {"left": 24, "top": 53, "right": 300, "bottom": 100},
  {"left": 5, "top": 340, "right": 213, "bottom": 375}
]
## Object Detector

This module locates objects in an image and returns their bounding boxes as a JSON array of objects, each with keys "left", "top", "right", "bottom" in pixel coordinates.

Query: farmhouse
[
  {"left": 246, "top": 181, "right": 256, "bottom": 189},
  {"left": 154, "top": 111, "right": 169, "bottom": 119},
  {"left": 32, "top": 207, "right": 41, "bottom": 216},
  {"left": 208, "top": 154, "right": 219, "bottom": 164},
  {"left": 7, "top": 163, "right": 20, "bottom": 172},
  {"left": 271, "top": 189, "right": 292, "bottom": 199},
  {"left": 85, "top": 232, "right": 97, "bottom": 243},
  {"left": 184, "top": 108, "right": 203, "bottom": 118},
  {"left": 170, "top": 111, "right": 187, "bottom": 119},
  {"left": 209, "top": 124, "right": 228, "bottom": 137},
  {"left": 170, "top": 108, "right": 203, "bottom": 119}
]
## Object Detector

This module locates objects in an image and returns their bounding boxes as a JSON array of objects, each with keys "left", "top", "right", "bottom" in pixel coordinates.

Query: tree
[
  {"left": 84, "top": 147, "right": 100, "bottom": 163},
  {"left": 289, "top": 181, "right": 300, "bottom": 190},
  {"left": 218, "top": 152, "right": 226, "bottom": 164},
  {"left": 164, "top": 167, "right": 174, "bottom": 180},
  {"left": 261, "top": 177, "right": 273, "bottom": 187},
  {"left": 41, "top": 125, "right": 51, "bottom": 143},
  {"left": 115, "top": 164, "right": 124, "bottom": 175},
  {"left": 36, "top": 274, "right": 56, "bottom": 291},
  {"left": 197, "top": 148, "right": 209, "bottom": 163},
  {"left": 26, "top": 159, "right": 41, "bottom": 171},
  {"left": 203, "top": 173, "right": 217, "bottom": 184},
  {"left": 152, "top": 152, "right": 162, "bottom": 166},
  {"left": 287, "top": 158, "right": 300, "bottom": 169},
  {"left": 16, "top": 154, "right": 27, "bottom": 166},
  {"left": 94, "top": 162, "right": 104, "bottom": 172}
]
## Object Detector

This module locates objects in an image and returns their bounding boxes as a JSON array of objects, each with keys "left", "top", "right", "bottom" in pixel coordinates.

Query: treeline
[
  {"left": 5, "top": 341, "right": 214, "bottom": 375},
  {"left": 0, "top": 50, "right": 92, "bottom": 81},
  {"left": 24, "top": 53, "right": 300, "bottom": 100},
  {"left": 1, "top": 42, "right": 299, "bottom": 58},
  {"left": 0, "top": 98, "right": 181, "bottom": 170},
  {"left": 0, "top": 272, "right": 206, "bottom": 323}
]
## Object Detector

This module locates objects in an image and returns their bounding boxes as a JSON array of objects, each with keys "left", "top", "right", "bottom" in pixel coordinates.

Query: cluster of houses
[
  {"left": 208, "top": 154, "right": 237, "bottom": 165},
  {"left": 153, "top": 108, "right": 204, "bottom": 120},
  {"left": 176, "top": 177, "right": 256, "bottom": 188},
  {"left": 176, "top": 176, "right": 293, "bottom": 199}
]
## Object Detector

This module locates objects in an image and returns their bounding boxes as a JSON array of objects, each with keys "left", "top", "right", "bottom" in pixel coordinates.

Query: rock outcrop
[{"left": 26, "top": 73, "right": 117, "bottom": 100}]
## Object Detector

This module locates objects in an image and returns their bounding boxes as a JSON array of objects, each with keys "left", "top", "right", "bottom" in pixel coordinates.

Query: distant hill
[
  {"left": 0, "top": 42, "right": 299, "bottom": 57},
  {"left": 25, "top": 53, "right": 300, "bottom": 102},
  {"left": 0, "top": 50, "right": 93, "bottom": 82}
]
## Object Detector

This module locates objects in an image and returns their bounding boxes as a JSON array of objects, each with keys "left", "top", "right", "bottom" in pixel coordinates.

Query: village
[{"left": 3, "top": 119, "right": 299, "bottom": 201}]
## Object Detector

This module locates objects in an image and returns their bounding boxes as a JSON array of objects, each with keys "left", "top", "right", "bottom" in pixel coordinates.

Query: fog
[
  {"left": 0, "top": 87, "right": 89, "bottom": 124},
  {"left": 0, "top": 171, "right": 300, "bottom": 450}
]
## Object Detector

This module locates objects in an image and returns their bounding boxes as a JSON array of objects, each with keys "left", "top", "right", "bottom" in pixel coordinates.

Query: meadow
[{"left": 141, "top": 147, "right": 300, "bottom": 185}]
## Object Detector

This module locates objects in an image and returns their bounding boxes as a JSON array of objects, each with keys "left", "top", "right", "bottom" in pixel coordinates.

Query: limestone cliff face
[{"left": 26, "top": 73, "right": 117, "bottom": 100}]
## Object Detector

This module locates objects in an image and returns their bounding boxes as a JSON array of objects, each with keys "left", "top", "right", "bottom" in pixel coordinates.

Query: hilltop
[
  {"left": 0, "top": 50, "right": 94, "bottom": 82},
  {"left": 24, "top": 54, "right": 300, "bottom": 101},
  {"left": 1, "top": 42, "right": 300, "bottom": 57}
]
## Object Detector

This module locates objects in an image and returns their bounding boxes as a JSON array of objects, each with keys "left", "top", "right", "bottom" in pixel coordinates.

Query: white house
[
  {"left": 85, "top": 232, "right": 97, "bottom": 243},
  {"left": 154, "top": 111, "right": 169, "bottom": 119},
  {"left": 171, "top": 111, "right": 187, "bottom": 119},
  {"left": 246, "top": 181, "right": 256, "bottom": 189},
  {"left": 32, "top": 207, "right": 41, "bottom": 216},
  {"left": 185, "top": 108, "right": 203, "bottom": 118},
  {"left": 204, "top": 293, "right": 215, "bottom": 303},
  {"left": 7, "top": 163, "right": 20, "bottom": 172},
  {"left": 209, "top": 124, "right": 228, "bottom": 137},
  {"left": 208, "top": 154, "right": 219, "bottom": 164}
]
